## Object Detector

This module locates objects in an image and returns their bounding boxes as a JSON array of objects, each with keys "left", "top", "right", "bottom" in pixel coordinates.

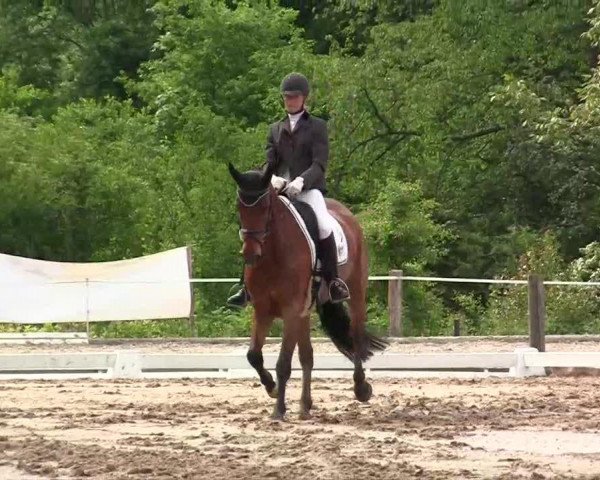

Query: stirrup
[
  {"left": 328, "top": 278, "right": 350, "bottom": 304},
  {"left": 226, "top": 286, "right": 249, "bottom": 309}
]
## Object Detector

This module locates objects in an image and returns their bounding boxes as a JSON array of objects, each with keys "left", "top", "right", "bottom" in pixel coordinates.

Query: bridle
[{"left": 237, "top": 188, "right": 273, "bottom": 246}]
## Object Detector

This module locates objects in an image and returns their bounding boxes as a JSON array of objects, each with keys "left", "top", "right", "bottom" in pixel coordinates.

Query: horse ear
[{"left": 228, "top": 162, "right": 243, "bottom": 186}]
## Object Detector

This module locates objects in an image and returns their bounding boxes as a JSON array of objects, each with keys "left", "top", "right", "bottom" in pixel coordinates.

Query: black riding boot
[
  {"left": 226, "top": 268, "right": 250, "bottom": 309},
  {"left": 318, "top": 233, "right": 350, "bottom": 303}
]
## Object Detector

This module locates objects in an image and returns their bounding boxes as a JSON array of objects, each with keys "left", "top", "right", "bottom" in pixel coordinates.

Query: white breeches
[{"left": 296, "top": 189, "right": 335, "bottom": 239}]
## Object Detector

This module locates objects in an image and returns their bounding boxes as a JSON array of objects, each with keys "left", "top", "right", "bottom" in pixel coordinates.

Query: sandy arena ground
[{"left": 1, "top": 339, "right": 600, "bottom": 479}]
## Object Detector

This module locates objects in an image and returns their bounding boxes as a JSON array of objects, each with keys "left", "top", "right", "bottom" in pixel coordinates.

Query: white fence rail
[
  {"left": 3, "top": 270, "right": 600, "bottom": 348},
  {"left": 193, "top": 273, "right": 600, "bottom": 343},
  {"left": 1, "top": 348, "right": 599, "bottom": 380},
  {"left": 188, "top": 276, "right": 600, "bottom": 286}
]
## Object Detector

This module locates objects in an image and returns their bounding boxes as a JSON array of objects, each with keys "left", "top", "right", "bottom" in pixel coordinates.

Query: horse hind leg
[
  {"left": 297, "top": 314, "right": 313, "bottom": 419},
  {"left": 348, "top": 293, "right": 373, "bottom": 403},
  {"left": 353, "top": 356, "right": 373, "bottom": 402},
  {"left": 317, "top": 295, "right": 373, "bottom": 402}
]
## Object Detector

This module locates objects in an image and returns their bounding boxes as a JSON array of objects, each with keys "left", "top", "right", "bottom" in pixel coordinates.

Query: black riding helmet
[{"left": 280, "top": 73, "right": 310, "bottom": 96}]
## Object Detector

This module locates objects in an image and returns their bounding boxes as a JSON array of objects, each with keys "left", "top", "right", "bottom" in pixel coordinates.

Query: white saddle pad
[{"left": 278, "top": 196, "right": 348, "bottom": 269}]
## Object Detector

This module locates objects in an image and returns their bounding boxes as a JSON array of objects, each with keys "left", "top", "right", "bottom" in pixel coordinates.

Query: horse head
[{"left": 228, "top": 162, "right": 275, "bottom": 265}]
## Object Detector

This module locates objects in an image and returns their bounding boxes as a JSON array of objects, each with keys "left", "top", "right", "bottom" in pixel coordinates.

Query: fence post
[
  {"left": 528, "top": 274, "right": 546, "bottom": 352},
  {"left": 85, "top": 278, "right": 91, "bottom": 338},
  {"left": 388, "top": 269, "right": 403, "bottom": 337},
  {"left": 186, "top": 246, "right": 197, "bottom": 337},
  {"left": 453, "top": 319, "right": 461, "bottom": 337}
]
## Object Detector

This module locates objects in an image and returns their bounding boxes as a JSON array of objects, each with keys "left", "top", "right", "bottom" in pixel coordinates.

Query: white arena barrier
[
  {"left": 1, "top": 349, "right": 599, "bottom": 380},
  {"left": 0, "top": 247, "right": 193, "bottom": 324}
]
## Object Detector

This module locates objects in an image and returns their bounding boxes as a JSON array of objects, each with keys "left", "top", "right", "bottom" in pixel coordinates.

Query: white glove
[
  {"left": 271, "top": 175, "right": 287, "bottom": 191},
  {"left": 286, "top": 176, "right": 304, "bottom": 198}
]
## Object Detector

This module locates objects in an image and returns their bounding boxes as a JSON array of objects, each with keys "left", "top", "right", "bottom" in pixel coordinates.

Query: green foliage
[
  {"left": 0, "top": 99, "right": 165, "bottom": 260},
  {"left": 92, "top": 319, "right": 191, "bottom": 338},
  {"left": 0, "top": 322, "right": 72, "bottom": 334},
  {"left": 197, "top": 308, "right": 254, "bottom": 337},
  {"left": 134, "top": 0, "right": 313, "bottom": 129},
  {"left": 482, "top": 233, "right": 600, "bottom": 335},
  {"left": 360, "top": 178, "right": 449, "bottom": 273},
  {"left": 359, "top": 179, "right": 451, "bottom": 335},
  {"left": 2, "top": 1, "right": 600, "bottom": 336},
  {"left": 448, "top": 293, "right": 486, "bottom": 336},
  {"left": 571, "top": 242, "right": 600, "bottom": 281},
  {"left": 550, "top": 241, "right": 600, "bottom": 334},
  {"left": 0, "top": 68, "right": 52, "bottom": 116}
]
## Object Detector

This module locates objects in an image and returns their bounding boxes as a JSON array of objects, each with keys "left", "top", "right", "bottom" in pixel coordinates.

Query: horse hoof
[
  {"left": 299, "top": 410, "right": 312, "bottom": 421},
  {"left": 267, "top": 386, "right": 278, "bottom": 399},
  {"left": 355, "top": 382, "right": 372, "bottom": 403},
  {"left": 271, "top": 409, "right": 285, "bottom": 421}
]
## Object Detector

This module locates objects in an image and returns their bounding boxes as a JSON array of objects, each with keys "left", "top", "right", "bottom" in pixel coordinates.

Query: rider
[{"left": 227, "top": 72, "right": 351, "bottom": 308}]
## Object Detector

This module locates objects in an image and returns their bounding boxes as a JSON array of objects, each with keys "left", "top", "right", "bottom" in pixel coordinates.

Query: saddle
[{"left": 277, "top": 195, "right": 348, "bottom": 272}]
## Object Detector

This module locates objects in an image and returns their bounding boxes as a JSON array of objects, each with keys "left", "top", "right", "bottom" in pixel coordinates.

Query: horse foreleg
[
  {"left": 272, "top": 317, "right": 298, "bottom": 420},
  {"left": 297, "top": 314, "right": 313, "bottom": 419},
  {"left": 247, "top": 312, "right": 276, "bottom": 397}
]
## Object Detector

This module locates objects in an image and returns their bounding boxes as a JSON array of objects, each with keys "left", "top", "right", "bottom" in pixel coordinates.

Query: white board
[{"left": 0, "top": 247, "right": 192, "bottom": 323}]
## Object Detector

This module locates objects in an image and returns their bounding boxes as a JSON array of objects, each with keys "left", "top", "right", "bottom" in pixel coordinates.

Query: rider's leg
[
  {"left": 226, "top": 266, "right": 250, "bottom": 308},
  {"left": 296, "top": 189, "right": 350, "bottom": 303}
]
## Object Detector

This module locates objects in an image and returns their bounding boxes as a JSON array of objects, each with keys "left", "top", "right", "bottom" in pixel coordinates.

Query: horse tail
[{"left": 317, "top": 301, "right": 388, "bottom": 362}]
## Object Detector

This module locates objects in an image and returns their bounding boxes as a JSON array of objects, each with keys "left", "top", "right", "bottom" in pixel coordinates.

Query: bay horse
[{"left": 228, "top": 162, "right": 388, "bottom": 420}]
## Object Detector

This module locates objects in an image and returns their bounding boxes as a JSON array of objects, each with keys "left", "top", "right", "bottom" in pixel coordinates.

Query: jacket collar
[{"left": 282, "top": 110, "right": 310, "bottom": 134}]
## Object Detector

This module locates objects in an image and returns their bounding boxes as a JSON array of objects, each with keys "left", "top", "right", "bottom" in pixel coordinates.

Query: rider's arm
[
  {"left": 265, "top": 124, "right": 278, "bottom": 168},
  {"left": 299, "top": 119, "right": 328, "bottom": 190}
]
